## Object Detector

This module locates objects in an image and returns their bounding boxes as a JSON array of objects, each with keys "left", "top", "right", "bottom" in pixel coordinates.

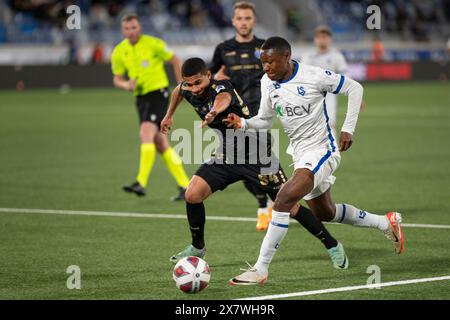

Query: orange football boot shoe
[{"left": 383, "top": 212, "right": 404, "bottom": 254}]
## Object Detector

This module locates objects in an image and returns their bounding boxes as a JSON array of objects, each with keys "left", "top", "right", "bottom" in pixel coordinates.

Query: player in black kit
[
  {"left": 209, "top": 6, "right": 263, "bottom": 115},
  {"left": 161, "top": 58, "right": 342, "bottom": 266},
  {"left": 209, "top": 2, "right": 271, "bottom": 230}
]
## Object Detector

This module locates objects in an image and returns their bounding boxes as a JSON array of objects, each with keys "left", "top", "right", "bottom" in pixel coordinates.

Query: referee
[
  {"left": 111, "top": 13, "right": 190, "bottom": 200},
  {"left": 209, "top": 2, "right": 270, "bottom": 230}
]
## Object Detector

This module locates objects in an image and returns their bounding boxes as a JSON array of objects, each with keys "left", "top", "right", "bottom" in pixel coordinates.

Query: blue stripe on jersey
[
  {"left": 271, "top": 221, "right": 289, "bottom": 228},
  {"left": 312, "top": 101, "right": 337, "bottom": 175},
  {"left": 323, "top": 101, "right": 336, "bottom": 152},
  {"left": 279, "top": 60, "right": 299, "bottom": 84},
  {"left": 332, "top": 75, "right": 345, "bottom": 94},
  {"left": 312, "top": 150, "right": 332, "bottom": 174},
  {"left": 339, "top": 204, "right": 347, "bottom": 223}
]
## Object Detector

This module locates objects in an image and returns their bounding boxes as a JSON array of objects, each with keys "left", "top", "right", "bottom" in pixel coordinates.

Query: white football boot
[{"left": 229, "top": 262, "right": 268, "bottom": 286}]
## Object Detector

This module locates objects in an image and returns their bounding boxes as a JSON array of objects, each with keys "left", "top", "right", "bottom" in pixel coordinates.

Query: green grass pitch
[{"left": 0, "top": 82, "right": 449, "bottom": 299}]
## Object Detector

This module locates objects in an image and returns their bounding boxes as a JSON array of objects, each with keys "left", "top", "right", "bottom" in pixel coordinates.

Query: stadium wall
[{"left": 0, "top": 62, "right": 448, "bottom": 90}]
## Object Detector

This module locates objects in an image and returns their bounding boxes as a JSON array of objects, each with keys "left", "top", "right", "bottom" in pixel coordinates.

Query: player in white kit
[
  {"left": 302, "top": 26, "right": 347, "bottom": 130},
  {"left": 225, "top": 37, "right": 404, "bottom": 285}
]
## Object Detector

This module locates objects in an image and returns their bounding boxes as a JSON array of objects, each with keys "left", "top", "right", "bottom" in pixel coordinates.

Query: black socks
[{"left": 186, "top": 202, "right": 206, "bottom": 250}]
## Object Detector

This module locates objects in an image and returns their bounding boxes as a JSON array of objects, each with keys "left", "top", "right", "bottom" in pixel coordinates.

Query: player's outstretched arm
[
  {"left": 224, "top": 85, "right": 275, "bottom": 130},
  {"left": 224, "top": 112, "right": 274, "bottom": 130},
  {"left": 244, "top": 114, "right": 274, "bottom": 130},
  {"left": 201, "top": 92, "right": 232, "bottom": 128},
  {"left": 161, "top": 85, "right": 183, "bottom": 134},
  {"left": 337, "top": 77, "right": 364, "bottom": 151}
]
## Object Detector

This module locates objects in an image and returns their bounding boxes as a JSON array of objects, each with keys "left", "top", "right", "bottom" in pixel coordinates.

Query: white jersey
[
  {"left": 302, "top": 49, "right": 347, "bottom": 129},
  {"left": 258, "top": 61, "right": 343, "bottom": 155},
  {"left": 301, "top": 48, "right": 347, "bottom": 74},
  {"left": 245, "top": 60, "right": 362, "bottom": 159}
]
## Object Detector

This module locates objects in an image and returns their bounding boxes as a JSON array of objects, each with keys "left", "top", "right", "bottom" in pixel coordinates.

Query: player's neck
[
  {"left": 317, "top": 46, "right": 330, "bottom": 54},
  {"left": 235, "top": 33, "right": 254, "bottom": 43},
  {"left": 280, "top": 61, "right": 296, "bottom": 82},
  {"left": 128, "top": 35, "right": 141, "bottom": 46}
]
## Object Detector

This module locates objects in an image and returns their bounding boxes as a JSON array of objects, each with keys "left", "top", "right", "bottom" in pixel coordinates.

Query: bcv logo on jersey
[
  {"left": 275, "top": 103, "right": 312, "bottom": 117},
  {"left": 286, "top": 104, "right": 311, "bottom": 117},
  {"left": 297, "top": 86, "right": 306, "bottom": 96}
]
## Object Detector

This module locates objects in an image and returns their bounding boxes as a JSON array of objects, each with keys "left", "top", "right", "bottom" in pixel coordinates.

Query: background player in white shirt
[
  {"left": 225, "top": 37, "right": 404, "bottom": 285},
  {"left": 301, "top": 25, "right": 348, "bottom": 130}
]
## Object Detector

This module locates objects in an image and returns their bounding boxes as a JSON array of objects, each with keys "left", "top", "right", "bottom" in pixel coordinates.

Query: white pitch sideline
[
  {"left": 0, "top": 207, "right": 450, "bottom": 229},
  {"left": 237, "top": 275, "right": 450, "bottom": 300}
]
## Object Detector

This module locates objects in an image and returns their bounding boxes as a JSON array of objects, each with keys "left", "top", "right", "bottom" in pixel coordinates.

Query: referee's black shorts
[
  {"left": 135, "top": 87, "right": 169, "bottom": 127},
  {"left": 195, "top": 159, "right": 287, "bottom": 200}
]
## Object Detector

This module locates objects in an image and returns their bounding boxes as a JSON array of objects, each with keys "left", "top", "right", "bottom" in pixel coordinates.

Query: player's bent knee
[
  {"left": 184, "top": 187, "right": 207, "bottom": 204},
  {"left": 273, "top": 193, "right": 297, "bottom": 212},
  {"left": 184, "top": 190, "right": 201, "bottom": 204}
]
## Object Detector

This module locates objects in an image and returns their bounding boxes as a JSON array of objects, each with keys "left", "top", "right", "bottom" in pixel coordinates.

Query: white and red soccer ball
[{"left": 172, "top": 256, "right": 211, "bottom": 293}]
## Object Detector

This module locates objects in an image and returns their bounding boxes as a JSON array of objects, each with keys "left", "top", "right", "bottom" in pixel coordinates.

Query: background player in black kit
[
  {"left": 209, "top": 1, "right": 271, "bottom": 230},
  {"left": 210, "top": 2, "right": 264, "bottom": 115},
  {"left": 161, "top": 58, "right": 343, "bottom": 267}
]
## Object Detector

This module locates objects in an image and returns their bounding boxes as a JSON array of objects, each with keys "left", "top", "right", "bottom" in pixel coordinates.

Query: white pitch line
[
  {"left": 0, "top": 207, "right": 449, "bottom": 229},
  {"left": 0, "top": 207, "right": 255, "bottom": 222},
  {"left": 237, "top": 275, "right": 450, "bottom": 300},
  {"left": 401, "top": 223, "right": 450, "bottom": 229}
]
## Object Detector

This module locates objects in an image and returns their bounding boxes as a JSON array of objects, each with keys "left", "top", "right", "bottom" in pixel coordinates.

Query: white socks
[
  {"left": 252, "top": 204, "right": 389, "bottom": 275},
  {"left": 332, "top": 203, "right": 389, "bottom": 231},
  {"left": 254, "top": 210, "right": 290, "bottom": 275},
  {"left": 257, "top": 207, "right": 269, "bottom": 217}
]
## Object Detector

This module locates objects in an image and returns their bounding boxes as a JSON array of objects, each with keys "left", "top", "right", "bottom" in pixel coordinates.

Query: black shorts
[
  {"left": 135, "top": 88, "right": 169, "bottom": 127},
  {"left": 195, "top": 160, "right": 288, "bottom": 199}
]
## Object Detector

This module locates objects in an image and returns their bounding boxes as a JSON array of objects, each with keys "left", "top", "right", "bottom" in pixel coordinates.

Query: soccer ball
[{"left": 172, "top": 256, "right": 211, "bottom": 293}]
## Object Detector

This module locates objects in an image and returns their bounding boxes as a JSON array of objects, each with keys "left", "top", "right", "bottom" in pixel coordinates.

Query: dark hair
[
  {"left": 261, "top": 36, "right": 291, "bottom": 55},
  {"left": 182, "top": 57, "right": 208, "bottom": 77},
  {"left": 121, "top": 13, "right": 140, "bottom": 23}
]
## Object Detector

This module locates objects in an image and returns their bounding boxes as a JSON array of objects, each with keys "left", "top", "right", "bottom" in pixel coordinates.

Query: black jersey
[
  {"left": 179, "top": 79, "right": 272, "bottom": 165},
  {"left": 180, "top": 79, "right": 250, "bottom": 131},
  {"left": 209, "top": 37, "right": 265, "bottom": 115}
]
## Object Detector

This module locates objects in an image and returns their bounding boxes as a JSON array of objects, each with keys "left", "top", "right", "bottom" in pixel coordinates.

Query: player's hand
[
  {"left": 223, "top": 113, "right": 242, "bottom": 129},
  {"left": 127, "top": 79, "right": 136, "bottom": 91},
  {"left": 339, "top": 132, "right": 353, "bottom": 152},
  {"left": 214, "top": 65, "right": 230, "bottom": 81},
  {"left": 160, "top": 116, "right": 173, "bottom": 134},
  {"left": 200, "top": 110, "right": 217, "bottom": 128}
]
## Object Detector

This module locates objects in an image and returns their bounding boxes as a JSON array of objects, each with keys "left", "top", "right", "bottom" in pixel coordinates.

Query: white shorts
[{"left": 293, "top": 148, "right": 341, "bottom": 201}]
